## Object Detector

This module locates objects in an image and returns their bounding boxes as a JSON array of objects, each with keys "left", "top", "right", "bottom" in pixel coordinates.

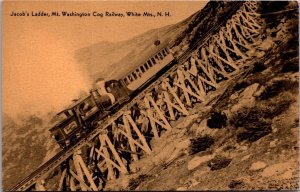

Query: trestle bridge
[{"left": 11, "top": 1, "right": 269, "bottom": 190}]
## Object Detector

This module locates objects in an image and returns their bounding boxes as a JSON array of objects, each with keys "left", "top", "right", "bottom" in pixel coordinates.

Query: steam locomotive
[{"left": 49, "top": 46, "right": 174, "bottom": 148}]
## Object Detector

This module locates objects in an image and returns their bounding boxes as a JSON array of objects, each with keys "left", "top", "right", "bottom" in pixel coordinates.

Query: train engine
[
  {"left": 49, "top": 79, "right": 131, "bottom": 148},
  {"left": 49, "top": 46, "right": 175, "bottom": 148}
]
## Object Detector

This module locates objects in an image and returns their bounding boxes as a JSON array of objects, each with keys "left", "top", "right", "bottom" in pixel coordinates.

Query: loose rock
[
  {"left": 241, "top": 154, "right": 251, "bottom": 161},
  {"left": 270, "top": 139, "right": 279, "bottom": 148},
  {"left": 187, "top": 155, "right": 214, "bottom": 170},
  {"left": 249, "top": 161, "right": 267, "bottom": 171}
]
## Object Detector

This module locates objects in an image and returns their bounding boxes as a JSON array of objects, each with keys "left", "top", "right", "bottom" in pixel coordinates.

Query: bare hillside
[{"left": 74, "top": 14, "right": 197, "bottom": 81}]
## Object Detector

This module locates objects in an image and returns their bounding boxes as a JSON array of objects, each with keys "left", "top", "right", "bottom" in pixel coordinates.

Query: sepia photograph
[{"left": 2, "top": 1, "right": 299, "bottom": 191}]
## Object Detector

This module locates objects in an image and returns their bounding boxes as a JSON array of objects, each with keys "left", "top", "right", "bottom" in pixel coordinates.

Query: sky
[{"left": 3, "top": 1, "right": 207, "bottom": 118}]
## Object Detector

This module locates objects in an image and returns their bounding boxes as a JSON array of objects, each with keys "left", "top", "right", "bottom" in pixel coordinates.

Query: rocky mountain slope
[
  {"left": 170, "top": 1, "right": 237, "bottom": 55},
  {"left": 104, "top": 2, "right": 299, "bottom": 191}
]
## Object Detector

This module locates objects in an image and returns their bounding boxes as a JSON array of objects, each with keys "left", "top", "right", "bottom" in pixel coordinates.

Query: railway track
[{"left": 10, "top": 2, "right": 245, "bottom": 191}]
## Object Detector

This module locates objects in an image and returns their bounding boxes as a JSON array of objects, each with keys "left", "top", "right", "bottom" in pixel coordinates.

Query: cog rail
[{"left": 10, "top": 2, "right": 244, "bottom": 191}]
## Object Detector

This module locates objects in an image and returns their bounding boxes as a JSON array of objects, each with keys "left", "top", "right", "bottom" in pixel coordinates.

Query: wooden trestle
[{"left": 18, "top": 1, "right": 267, "bottom": 191}]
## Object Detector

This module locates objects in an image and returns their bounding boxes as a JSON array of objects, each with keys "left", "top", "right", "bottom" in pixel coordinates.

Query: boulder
[
  {"left": 230, "top": 83, "right": 259, "bottom": 113},
  {"left": 269, "top": 139, "right": 279, "bottom": 148},
  {"left": 187, "top": 154, "right": 214, "bottom": 170},
  {"left": 241, "top": 154, "right": 251, "bottom": 161},
  {"left": 249, "top": 161, "right": 267, "bottom": 171}
]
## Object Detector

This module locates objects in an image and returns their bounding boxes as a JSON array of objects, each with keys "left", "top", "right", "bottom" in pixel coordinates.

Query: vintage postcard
[{"left": 2, "top": 1, "right": 299, "bottom": 191}]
